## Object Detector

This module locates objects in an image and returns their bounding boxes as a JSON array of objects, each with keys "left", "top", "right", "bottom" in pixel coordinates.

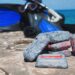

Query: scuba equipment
[
  {"left": 21, "top": 0, "right": 63, "bottom": 37},
  {"left": 38, "top": 19, "right": 60, "bottom": 33},
  {"left": 0, "top": 8, "right": 21, "bottom": 31},
  {"left": 0, "top": 0, "right": 63, "bottom": 36},
  {"left": 22, "top": 0, "right": 63, "bottom": 23},
  {"left": 19, "top": 0, "right": 42, "bottom": 12}
]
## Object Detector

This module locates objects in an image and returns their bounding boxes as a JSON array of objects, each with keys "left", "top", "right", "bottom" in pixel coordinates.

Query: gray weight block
[{"left": 35, "top": 53, "right": 68, "bottom": 69}]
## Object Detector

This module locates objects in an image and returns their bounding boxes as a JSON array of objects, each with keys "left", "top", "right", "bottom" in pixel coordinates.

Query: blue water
[{"left": 57, "top": 10, "right": 75, "bottom": 24}]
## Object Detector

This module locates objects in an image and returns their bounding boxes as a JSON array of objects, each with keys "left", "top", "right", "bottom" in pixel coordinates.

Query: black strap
[{"left": 18, "top": 1, "right": 28, "bottom": 12}]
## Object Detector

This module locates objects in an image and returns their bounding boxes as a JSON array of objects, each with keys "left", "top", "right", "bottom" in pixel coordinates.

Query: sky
[
  {"left": 0, "top": 0, "right": 75, "bottom": 10},
  {"left": 43, "top": 0, "right": 75, "bottom": 10}
]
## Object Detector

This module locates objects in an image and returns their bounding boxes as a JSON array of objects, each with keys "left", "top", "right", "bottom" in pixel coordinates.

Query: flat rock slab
[
  {"left": 0, "top": 31, "right": 75, "bottom": 75},
  {"left": 0, "top": 69, "right": 5, "bottom": 75}
]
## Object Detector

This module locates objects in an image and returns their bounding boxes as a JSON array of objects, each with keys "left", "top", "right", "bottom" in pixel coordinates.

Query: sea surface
[{"left": 57, "top": 10, "right": 75, "bottom": 24}]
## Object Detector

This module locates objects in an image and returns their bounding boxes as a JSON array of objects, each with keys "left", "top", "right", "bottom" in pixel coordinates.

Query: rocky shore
[{"left": 0, "top": 31, "right": 75, "bottom": 75}]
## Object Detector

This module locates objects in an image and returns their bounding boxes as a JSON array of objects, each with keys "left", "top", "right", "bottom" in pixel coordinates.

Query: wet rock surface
[{"left": 0, "top": 31, "right": 75, "bottom": 75}]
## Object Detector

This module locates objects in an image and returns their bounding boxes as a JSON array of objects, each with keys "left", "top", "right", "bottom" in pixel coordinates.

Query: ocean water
[{"left": 57, "top": 10, "right": 75, "bottom": 24}]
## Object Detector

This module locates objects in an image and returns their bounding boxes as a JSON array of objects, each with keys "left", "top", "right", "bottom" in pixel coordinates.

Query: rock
[
  {"left": 36, "top": 31, "right": 71, "bottom": 43},
  {"left": 58, "top": 50, "right": 72, "bottom": 57},
  {"left": 2, "top": 42, "right": 9, "bottom": 49},
  {"left": 14, "top": 38, "right": 33, "bottom": 44},
  {"left": 23, "top": 38, "right": 50, "bottom": 62},
  {"left": 35, "top": 53, "right": 68, "bottom": 69},
  {"left": 71, "top": 34, "right": 75, "bottom": 52},
  {"left": 0, "top": 68, "right": 7, "bottom": 75},
  {"left": 48, "top": 31, "right": 71, "bottom": 43},
  {"left": 71, "top": 34, "right": 75, "bottom": 56},
  {"left": 23, "top": 31, "right": 71, "bottom": 62},
  {"left": 49, "top": 47, "right": 72, "bottom": 57},
  {"left": 48, "top": 40, "right": 71, "bottom": 50}
]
